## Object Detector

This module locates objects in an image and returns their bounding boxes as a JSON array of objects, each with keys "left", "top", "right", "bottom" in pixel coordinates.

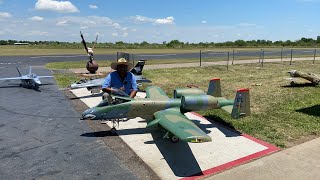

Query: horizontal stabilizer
[
  {"left": 153, "top": 108, "right": 211, "bottom": 143},
  {"left": 145, "top": 86, "right": 169, "bottom": 99}
]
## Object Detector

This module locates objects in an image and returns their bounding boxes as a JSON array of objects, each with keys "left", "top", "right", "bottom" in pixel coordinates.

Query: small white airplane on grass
[{"left": 0, "top": 67, "right": 53, "bottom": 91}]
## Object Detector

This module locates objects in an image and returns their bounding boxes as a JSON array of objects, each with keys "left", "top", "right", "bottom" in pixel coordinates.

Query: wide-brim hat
[{"left": 111, "top": 58, "right": 133, "bottom": 70}]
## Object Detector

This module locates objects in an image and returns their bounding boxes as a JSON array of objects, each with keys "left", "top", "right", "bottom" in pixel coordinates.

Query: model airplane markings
[
  {"left": 82, "top": 79, "right": 250, "bottom": 143},
  {"left": 0, "top": 67, "right": 53, "bottom": 91}
]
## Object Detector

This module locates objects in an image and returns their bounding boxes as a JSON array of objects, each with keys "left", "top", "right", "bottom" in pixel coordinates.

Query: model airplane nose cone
[
  {"left": 82, "top": 114, "right": 96, "bottom": 120},
  {"left": 81, "top": 109, "right": 96, "bottom": 120}
]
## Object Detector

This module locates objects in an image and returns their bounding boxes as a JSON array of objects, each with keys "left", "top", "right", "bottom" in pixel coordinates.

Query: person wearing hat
[{"left": 101, "top": 58, "right": 138, "bottom": 100}]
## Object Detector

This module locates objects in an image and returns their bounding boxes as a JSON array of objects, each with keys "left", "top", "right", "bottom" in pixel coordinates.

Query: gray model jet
[
  {"left": 0, "top": 67, "right": 53, "bottom": 90},
  {"left": 70, "top": 59, "right": 152, "bottom": 94},
  {"left": 287, "top": 70, "right": 320, "bottom": 86}
]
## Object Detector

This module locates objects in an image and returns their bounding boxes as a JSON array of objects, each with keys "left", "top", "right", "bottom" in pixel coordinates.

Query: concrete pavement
[{"left": 204, "top": 137, "right": 320, "bottom": 180}]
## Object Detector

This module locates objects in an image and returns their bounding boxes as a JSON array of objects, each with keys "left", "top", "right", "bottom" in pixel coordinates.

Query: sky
[{"left": 0, "top": 0, "right": 320, "bottom": 43}]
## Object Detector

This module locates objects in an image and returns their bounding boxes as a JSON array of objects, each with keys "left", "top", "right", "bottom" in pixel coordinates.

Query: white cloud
[
  {"left": 89, "top": 4, "right": 98, "bottom": 9},
  {"left": 0, "top": 12, "right": 11, "bottom": 18},
  {"left": 112, "top": 32, "right": 118, "bottom": 37},
  {"left": 132, "top": 15, "right": 175, "bottom": 25},
  {"left": 122, "top": 32, "right": 128, "bottom": 37},
  {"left": 154, "top": 16, "right": 174, "bottom": 24},
  {"left": 30, "top": 16, "right": 44, "bottom": 21},
  {"left": 133, "top": 15, "right": 154, "bottom": 23},
  {"left": 201, "top": 20, "right": 207, "bottom": 24},
  {"left": 56, "top": 20, "right": 69, "bottom": 26},
  {"left": 35, "top": 0, "right": 79, "bottom": 13},
  {"left": 112, "top": 23, "right": 120, "bottom": 28}
]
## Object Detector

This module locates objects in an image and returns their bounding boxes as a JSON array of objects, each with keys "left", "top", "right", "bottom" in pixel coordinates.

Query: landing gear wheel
[
  {"left": 290, "top": 81, "right": 295, "bottom": 86},
  {"left": 110, "top": 127, "right": 117, "bottom": 134},
  {"left": 170, "top": 136, "right": 179, "bottom": 143}
]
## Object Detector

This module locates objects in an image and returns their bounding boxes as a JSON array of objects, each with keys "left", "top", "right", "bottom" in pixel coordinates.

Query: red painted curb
[{"left": 181, "top": 112, "right": 281, "bottom": 180}]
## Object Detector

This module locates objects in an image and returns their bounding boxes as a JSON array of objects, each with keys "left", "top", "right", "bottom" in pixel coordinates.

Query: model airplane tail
[
  {"left": 130, "top": 60, "right": 146, "bottom": 75},
  {"left": 28, "top": 66, "right": 32, "bottom": 75},
  {"left": 219, "top": 88, "right": 251, "bottom": 118},
  {"left": 207, "top": 78, "right": 222, "bottom": 97},
  {"left": 16, "top": 67, "right": 22, "bottom": 77}
]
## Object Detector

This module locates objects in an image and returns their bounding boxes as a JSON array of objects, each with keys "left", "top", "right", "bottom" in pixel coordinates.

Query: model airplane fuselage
[
  {"left": 287, "top": 70, "right": 320, "bottom": 86},
  {"left": 82, "top": 78, "right": 250, "bottom": 143},
  {"left": 70, "top": 60, "right": 151, "bottom": 94},
  {"left": 0, "top": 67, "right": 53, "bottom": 90}
]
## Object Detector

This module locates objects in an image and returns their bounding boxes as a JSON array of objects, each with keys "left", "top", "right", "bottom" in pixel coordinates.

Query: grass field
[
  {"left": 1, "top": 45, "right": 318, "bottom": 56},
  {"left": 53, "top": 60, "right": 320, "bottom": 148}
]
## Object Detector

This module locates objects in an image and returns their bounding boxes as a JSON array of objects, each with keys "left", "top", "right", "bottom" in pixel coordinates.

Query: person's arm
[
  {"left": 129, "top": 90, "right": 137, "bottom": 98},
  {"left": 101, "top": 74, "right": 112, "bottom": 93},
  {"left": 130, "top": 73, "right": 138, "bottom": 98}
]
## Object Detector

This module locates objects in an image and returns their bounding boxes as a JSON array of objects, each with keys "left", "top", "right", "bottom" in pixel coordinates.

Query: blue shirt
[{"left": 102, "top": 71, "right": 138, "bottom": 95}]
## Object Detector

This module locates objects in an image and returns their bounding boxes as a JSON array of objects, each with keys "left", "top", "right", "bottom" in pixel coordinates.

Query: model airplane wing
[
  {"left": 135, "top": 75, "right": 152, "bottom": 83},
  {"left": 70, "top": 78, "right": 104, "bottom": 89},
  {"left": 149, "top": 107, "right": 211, "bottom": 143},
  {"left": 37, "top": 76, "right": 54, "bottom": 78},
  {"left": 145, "top": 86, "right": 169, "bottom": 99},
  {"left": 0, "top": 77, "right": 27, "bottom": 80}
]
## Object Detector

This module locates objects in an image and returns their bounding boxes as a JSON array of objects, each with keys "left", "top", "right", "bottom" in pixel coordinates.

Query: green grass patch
[
  {"left": 46, "top": 60, "right": 113, "bottom": 69},
  {"left": 53, "top": 73, "right": 80, "bottom": 88}
]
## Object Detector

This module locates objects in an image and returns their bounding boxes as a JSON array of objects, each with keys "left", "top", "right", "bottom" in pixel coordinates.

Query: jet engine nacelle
[
  {"left": 174, "top": 88, "right": 206, "bottom": 98},
  {"left": 180, "top": 95, "right": 219, "bottom": 112}
]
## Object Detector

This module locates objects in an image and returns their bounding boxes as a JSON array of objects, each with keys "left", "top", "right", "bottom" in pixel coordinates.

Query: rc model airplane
[
  {"left": 82, "top": 78, "right": 250, "bottom": 143},
  {"left": 70, "top": 59, "right": 151, "bottom": 94},
  {"left": 287, "top": 70, "right": 320, "bottom": 86},
  {"left": 0, "top": 67, "right": 53, "bottom": 90}
]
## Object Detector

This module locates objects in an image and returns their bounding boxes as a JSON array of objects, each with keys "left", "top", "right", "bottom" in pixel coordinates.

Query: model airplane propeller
[
  {"left": 80, "top": 31, "right": 99, "bottom": 73},
  {"left": 81, "top": 78, "right": 250, "bottom": 143}
]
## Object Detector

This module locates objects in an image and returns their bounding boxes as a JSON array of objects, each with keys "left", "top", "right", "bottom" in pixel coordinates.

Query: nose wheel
[
  {"left": 170, "top": 136, "right": 180, "bottom": 143},
  {"left": 110, "top": 127, "right": 117, "bottom": 134}
]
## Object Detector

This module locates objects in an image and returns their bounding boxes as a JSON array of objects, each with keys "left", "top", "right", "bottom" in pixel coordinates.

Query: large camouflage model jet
[
  {"left": 82, "top": 78, "right": 250, "bottom": 143},
  {"left": 0, "top": 67, "right": 53, "bottom": 91},
  {"left": 70, "top": 59, "right": 151, "bottom": 94},
  {"left": 287, "top": 70, "right": 320, "bottom": 86}
]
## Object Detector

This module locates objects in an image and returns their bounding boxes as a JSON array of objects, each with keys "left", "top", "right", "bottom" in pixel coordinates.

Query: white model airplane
[{"left": 0, "top": 67, "right": 53, "bottom": 90}]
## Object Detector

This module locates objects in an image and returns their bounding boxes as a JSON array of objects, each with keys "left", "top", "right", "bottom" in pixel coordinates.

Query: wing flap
[
  {"left": 153, "top": 108, "right": 211, "bottom": 143},
  {"left": 145, "top": 86, "right": 169, "bottom": 99}
]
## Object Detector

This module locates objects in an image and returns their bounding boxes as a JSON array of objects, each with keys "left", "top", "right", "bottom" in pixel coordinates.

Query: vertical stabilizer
[
  {"left": 16, "top": 67, "right": 22, "bottom": 77},
  {"left": 130, "top": 60, "right": 146, "bottom": 75},
  {"left": 28, "top": 66, "right": 32, "bottom": 75},
  {"left": 231, "top": 88, "right": 250, "bottom": 118},
  {"left": 207, "top": 78, "right": 222, "bottom": 97}
]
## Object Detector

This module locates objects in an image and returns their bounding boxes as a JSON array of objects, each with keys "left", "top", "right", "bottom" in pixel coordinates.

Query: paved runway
[
  {"left": 0, "top": 49, "right": 318, "bottom": 68},
  {"left": 0, "top": 67, "right": 139, "bottom": 179}
]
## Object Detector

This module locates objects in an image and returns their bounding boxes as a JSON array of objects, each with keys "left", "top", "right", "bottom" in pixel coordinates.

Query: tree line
[{"left": 1, "top": 36, "right": 320, "bottom": 49}]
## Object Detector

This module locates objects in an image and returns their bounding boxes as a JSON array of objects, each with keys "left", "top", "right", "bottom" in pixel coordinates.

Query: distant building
[{"left": 13, "top": 43, "right": 30, "bottom": 45}]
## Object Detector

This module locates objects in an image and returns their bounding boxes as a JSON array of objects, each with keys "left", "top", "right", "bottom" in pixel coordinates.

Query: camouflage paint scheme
[
  {"left": 69, "top": 60, "right": 151, "bottom": 94},
  {"left": 0, "top": 66, "right": 53, "bottom": 91},
  {"left": 82, "top": 79, "right": 250, "bottom": 143},
  {"left": 288, "top": 70, "right": 320, "bottom": 85}
]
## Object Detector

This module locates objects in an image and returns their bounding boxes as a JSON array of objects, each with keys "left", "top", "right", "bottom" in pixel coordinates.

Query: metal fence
[{"left": 117, "top": 48, "right": 320, "bottom": 69}]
